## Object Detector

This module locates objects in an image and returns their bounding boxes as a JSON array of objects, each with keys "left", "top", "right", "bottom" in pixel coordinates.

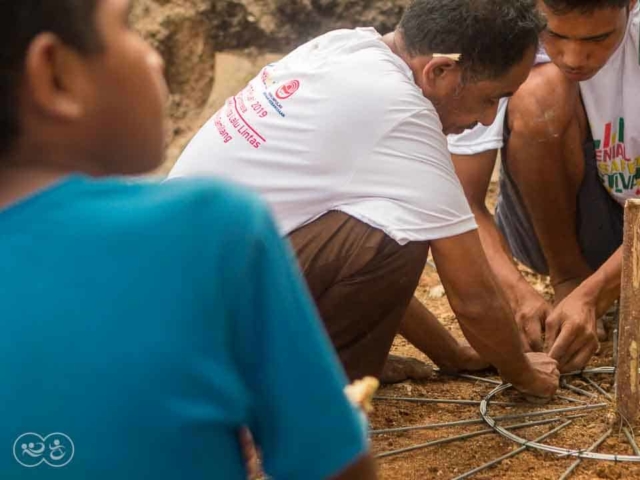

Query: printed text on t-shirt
[{"left": 215, "top": 84, "right": 267, "bottom": 149}]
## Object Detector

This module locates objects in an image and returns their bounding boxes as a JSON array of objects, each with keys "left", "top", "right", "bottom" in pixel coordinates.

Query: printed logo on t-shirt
[
  {"left": 276, "top": 80, "right": 301, "bottom": 100},
  {"left": 259, "top": 67, "right": 299, "bottom": 118},
  {"left": 595, "top": 117, "right": 640, "bottom": 196},
  {"left": 210, "top": 67, "right": 301, "bottom": 151}
]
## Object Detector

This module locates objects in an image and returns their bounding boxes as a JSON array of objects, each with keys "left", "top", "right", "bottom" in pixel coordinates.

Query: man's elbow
[{"left": 448, "top": 288, "right": 504, "bottom": 323}]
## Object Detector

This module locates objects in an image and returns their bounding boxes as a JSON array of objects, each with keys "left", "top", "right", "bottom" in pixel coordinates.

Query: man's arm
[
  {"left": 332, "top": 455, "right": 377, "bottom": 480},
  {"left": 546, "top": 248, "right": 621, "bottom": 372},
  {"left": 231, "top": 198, "right": 376, "bottom": 480},
  {"left": 451, "top": 150, "right": 550, "bottom": 351},
  {"left": 430, "top": 229, "right": 560, "bottom": 398},
  {"left": 504, "top": 65, "right": 593, "bottom": 295},
  {"left": 399, "top": 296, "right": 489, "bottom": 372}
]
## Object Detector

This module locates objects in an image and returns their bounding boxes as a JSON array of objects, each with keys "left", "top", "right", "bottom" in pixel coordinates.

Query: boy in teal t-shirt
[{"left": 0, "top": 1, "right": 376, "bottom": 479}]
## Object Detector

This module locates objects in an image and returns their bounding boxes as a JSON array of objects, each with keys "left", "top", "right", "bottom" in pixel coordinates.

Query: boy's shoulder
[
  {"left": 98, "top": 175, "right": 265, "bottom": 213},
  {"left": 77, "top": 175, "right": 273, "bottom": 236}
]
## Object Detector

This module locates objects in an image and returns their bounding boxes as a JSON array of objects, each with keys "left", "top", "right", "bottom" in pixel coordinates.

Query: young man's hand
[
  {"left": 508, "top": 352, "right": 560, "bottom": 400},
  {"left": 514, "top": 290, "right": 551, "bottom": 353},
  {"left": 545, "top": 292, "right": 599, "bottom": 373}
]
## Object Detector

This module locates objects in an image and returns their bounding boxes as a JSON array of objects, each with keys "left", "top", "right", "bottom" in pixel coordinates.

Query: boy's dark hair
[
  {"left": 542, "top": 0, "right": 630, "bottom": 15},
  {"left": 0, "top": 0, "right": 101, "bottom": 156},
  {"left": 400, "top": 0, "right": 546, "bottom": 81}
]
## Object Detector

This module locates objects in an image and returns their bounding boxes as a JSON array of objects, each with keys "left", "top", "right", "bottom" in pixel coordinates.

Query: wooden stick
[{"left": 616, "top": 199, "right": 640, "bottom": 425}]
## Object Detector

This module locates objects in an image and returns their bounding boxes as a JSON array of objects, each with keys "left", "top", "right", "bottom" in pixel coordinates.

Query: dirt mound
[{"left": 132, "top": 0, "right": 410, "bottom": 172}]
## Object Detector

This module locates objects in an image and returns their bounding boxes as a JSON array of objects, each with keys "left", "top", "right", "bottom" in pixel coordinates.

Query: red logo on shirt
[{"left": 275, "top": 80, "right": 300, "bottom": 100}]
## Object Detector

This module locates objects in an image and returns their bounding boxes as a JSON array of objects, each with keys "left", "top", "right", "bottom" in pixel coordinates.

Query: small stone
[{"left": 428, "top": 285, "right": 446, "bottom": 299}]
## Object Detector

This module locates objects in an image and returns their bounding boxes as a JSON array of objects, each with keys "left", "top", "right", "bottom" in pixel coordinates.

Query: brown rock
[{"left": 132, "top": 0, "right": 410, "bottom": 171}]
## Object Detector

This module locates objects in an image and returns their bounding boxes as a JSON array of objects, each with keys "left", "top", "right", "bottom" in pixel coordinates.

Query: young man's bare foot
[
  {"left": 379, "top": 354, "right": 434, "bottom": 384},
  {"left": 596, "top": 316, "right": 607, "bottom": 342}
]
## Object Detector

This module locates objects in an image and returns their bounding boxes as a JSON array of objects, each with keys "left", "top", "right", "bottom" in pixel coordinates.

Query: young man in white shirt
[
  {"left": 449, "top": 0, "right": 638, "bottom": 373},
  {"left": 170, "top": 0, "right": 561, "bottom": 399}
]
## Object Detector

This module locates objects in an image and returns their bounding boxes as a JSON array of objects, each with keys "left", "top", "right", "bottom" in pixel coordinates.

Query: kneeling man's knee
[{"left": 508, "top": 65, "right": 582, "bottom": 144}]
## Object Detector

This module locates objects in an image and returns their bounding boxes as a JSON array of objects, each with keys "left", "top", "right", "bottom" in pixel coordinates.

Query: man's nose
[{"left": 561, "top": 41, "right": 588, "bottom": 70}]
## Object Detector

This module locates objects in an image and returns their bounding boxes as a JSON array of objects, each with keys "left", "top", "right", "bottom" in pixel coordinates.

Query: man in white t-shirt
[
  {"left": 170, "top": 0, "right": 561, "bottom": 399},
  {"left": 448, "top": 0, "right": 638, "bottom": 373}
]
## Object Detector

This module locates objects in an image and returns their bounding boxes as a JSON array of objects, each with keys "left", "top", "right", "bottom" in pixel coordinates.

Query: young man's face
[
  {"left": 84, "top": 0, "right": 168, "bottom": 174},
  {"left": 538, "top": 0, "right": 633, "bottom": 82},
  {"left": 435, "top": 47, "right": 536, "bottom": 135}
]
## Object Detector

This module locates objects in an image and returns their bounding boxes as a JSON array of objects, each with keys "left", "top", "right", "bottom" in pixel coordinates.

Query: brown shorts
[{"left": 288, "top": 211, "right": 429, "bottom": 380}]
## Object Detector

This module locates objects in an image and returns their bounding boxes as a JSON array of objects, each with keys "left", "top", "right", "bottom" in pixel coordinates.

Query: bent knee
[{"left": 508, "top": 64, "right": 582, "bottom": 142}]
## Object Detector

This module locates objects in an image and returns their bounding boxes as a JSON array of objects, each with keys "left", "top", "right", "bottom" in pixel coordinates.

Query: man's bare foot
[
  {"left": 596, "top": 316, "right": 607, "bottom": 342},
  {"left": 595, "top": 302, "right": 620, "bottom": 342},
  {"left": 380, "top": 354, "right": 433, "bottom": 384}
]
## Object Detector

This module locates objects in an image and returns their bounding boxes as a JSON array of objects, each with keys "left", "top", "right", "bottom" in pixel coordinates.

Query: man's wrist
[
  {"left": 497, "top": 354, "right": 532, "bottom": 386},
  {"left": 569, "top": 254, "right": 621, "bottom": 317},
  {"left": 509, "top": 278, "right": 544, "bottom": 312},
  {"left": 572, "top": 273, "right": 609, "bottom": 316}
]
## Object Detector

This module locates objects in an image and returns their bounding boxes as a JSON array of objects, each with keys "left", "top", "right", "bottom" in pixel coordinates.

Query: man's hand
[
  {"left": 544, "top": 292, "right": 599, "bottom": 373},
  {"left": 457, "top": 343, "right": 491, "bottom": 372},
  {"left": 514, "top": 292, "right": 551, "bottom": 352},
  {"left": 508, "top": 352, "right": 560, "bottom": 400},
  {"left": 239, "top": 428, "right": 261, "bottom": 480}
]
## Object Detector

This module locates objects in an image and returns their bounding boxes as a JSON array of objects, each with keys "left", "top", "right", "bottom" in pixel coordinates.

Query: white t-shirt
[
  {"left": 170, "top": 28, "right": 476, "bottom": 245},
  {"left": 447, "top": 4, "right": 640, "bottom": 206},
  {"left": 583, "top": 4, "right": 640, "bottom": 203}
]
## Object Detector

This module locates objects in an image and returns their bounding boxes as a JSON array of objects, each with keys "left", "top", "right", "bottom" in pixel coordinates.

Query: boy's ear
[
  {"left": 419, "top": 57, "right": 461, "bottom": 98},
  {"left": 24, "top": 33, "right": 88, "bottom": 121}
]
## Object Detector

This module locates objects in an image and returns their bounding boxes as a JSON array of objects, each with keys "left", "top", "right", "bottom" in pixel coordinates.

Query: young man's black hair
[{"left": 542, "top": 0, "right": 630, "bottom": 15}]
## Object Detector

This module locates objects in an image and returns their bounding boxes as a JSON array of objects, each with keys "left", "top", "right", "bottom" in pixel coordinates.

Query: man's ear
[
  {"left": 23, "top": 33, "right": 89, "bottom": 121},
  {"left": 420, "top": 57, "right": 461, "bottom": 98}
]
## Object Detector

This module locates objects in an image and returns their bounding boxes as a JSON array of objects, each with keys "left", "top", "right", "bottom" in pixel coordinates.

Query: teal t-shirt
[{"left": 0, "top": 175, "right": 366, "bottom": 479}]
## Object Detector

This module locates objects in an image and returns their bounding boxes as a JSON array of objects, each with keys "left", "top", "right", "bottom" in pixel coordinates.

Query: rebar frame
[
  {"left": 374, "top": 366, "right": 640, "bottom": 479},
  {"left": 479, "top": 375, "right": 640, "bottom": 462}
]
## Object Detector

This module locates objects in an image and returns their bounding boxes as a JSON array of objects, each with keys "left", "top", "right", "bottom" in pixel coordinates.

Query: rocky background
[{"left": 132, "top": 0, "right": 410, "bottom": 173}]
